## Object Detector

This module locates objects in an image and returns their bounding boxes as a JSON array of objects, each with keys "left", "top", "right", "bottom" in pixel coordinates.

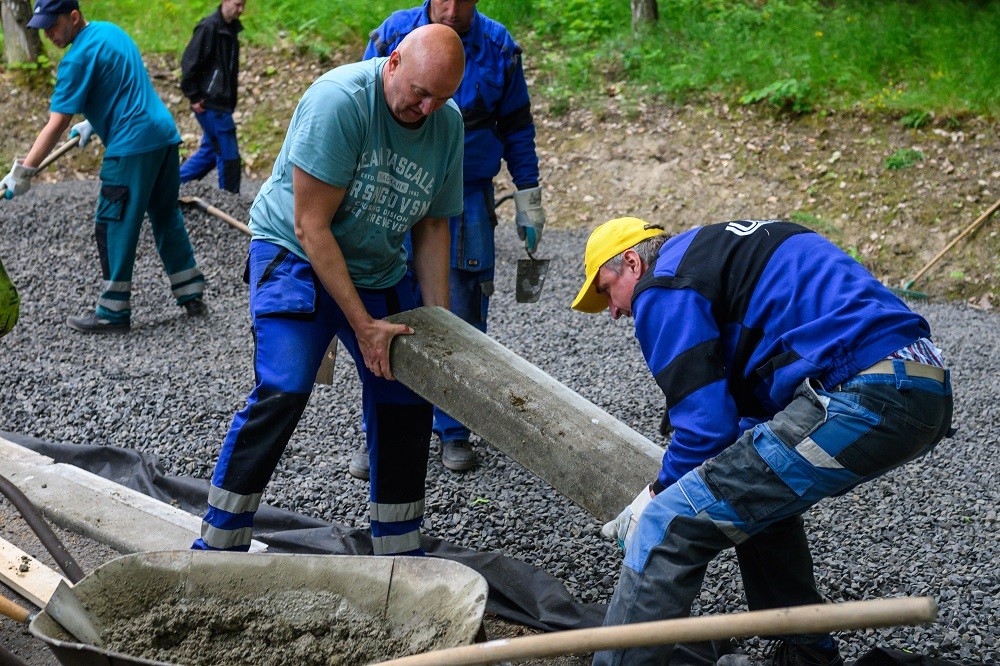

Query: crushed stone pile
[{"left": 0, "top": 181, "right": 996, "bottom": 663}]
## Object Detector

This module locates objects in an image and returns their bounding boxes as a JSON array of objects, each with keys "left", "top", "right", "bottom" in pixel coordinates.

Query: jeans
[
  {"left": 179, "top": 109, "right": 241, "bottom": 194},
  {"left": 595, "top": 363, "right": 953, "bottom": 665}
]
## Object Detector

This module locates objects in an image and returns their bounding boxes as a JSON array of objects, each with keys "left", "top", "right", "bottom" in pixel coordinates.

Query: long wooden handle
[
  {"left": 37, "top": 134, "right": 82, "bottom": 171},
  {"left": 179, "top": 196, "right": 252, "bottom": 236},
  {"left": 374, "top": 597, "right": 937, "bottom": 666},
  {"left": 0, "top": 593, "right": 32, "bottom": 624},
  {"left": 907, "top": 196, "right": 1000, "bottom": 285},
  {"left": 0, "top": 134, "right": 81, "bottom": 198}
]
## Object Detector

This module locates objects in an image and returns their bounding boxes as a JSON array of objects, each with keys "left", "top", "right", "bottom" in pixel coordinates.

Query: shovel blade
[
  {"left": 516, "top": 257, "right": 550, "bottom": 303},
  {"left": 46, "top": 580, "right": 104, "bottom": 647}
]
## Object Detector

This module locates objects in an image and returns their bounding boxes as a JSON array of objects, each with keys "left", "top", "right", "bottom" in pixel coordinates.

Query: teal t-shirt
[
  {"left": 49, "top": 22, "right": 180, "bottom": 157},
  {"left": 249, "top": 58, "right": 464, "bottom": 289}
]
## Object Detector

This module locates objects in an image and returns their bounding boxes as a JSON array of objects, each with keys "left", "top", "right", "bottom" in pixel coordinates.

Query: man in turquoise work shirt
[{"left": 1, "top": 0, "right": 206, "bottom": 333}]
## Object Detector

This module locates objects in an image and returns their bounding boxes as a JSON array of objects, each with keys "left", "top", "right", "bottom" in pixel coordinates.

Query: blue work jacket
[{"left": 365, "top": 2, "right": 540, "bottom": 270}]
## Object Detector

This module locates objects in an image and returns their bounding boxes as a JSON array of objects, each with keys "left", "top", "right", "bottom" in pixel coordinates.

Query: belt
[{"left": 855, "top": 360, "right": 946, "bottom": 383}]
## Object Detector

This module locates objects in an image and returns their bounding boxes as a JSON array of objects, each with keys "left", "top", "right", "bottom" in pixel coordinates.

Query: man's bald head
[{"left": 382, "top": 23, "right": 465, "bottom": 125}]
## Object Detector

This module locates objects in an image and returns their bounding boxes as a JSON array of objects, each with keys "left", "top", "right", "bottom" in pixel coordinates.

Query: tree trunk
[
  {"left": 631, "top": 0, "right": 659, "bottom": 31},
  {"left": 2, "top": 0, "right": 42, "bottom": 64}
]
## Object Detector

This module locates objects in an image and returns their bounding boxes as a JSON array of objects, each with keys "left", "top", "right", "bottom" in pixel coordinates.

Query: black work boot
[
  {"left": 765, "top": 641, "right": 844, "bottom": 666},
  {"left": 183, "top": 297, "right": 208, "bottom": 317},
  {"left": 66, "top": 313, "right": 130, "bottom": 334}
]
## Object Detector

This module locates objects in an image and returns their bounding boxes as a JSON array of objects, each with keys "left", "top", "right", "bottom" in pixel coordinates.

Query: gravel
[{"left": 0, "top": 181, "right": 997, "bottom": 664}]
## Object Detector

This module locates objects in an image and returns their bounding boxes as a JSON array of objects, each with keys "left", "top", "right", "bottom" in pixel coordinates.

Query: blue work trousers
[
  {"left": 94, "top": 144, "right": 204, "bottom": 323},
  {"left": 193, "top": 240, "right": 432, "bottom": 555},
  {"left": 179, "top": 109, "right": 241, "bottom": 194},
  {"left": 595, "top": 363, "right": 953, "bottom": 665}
]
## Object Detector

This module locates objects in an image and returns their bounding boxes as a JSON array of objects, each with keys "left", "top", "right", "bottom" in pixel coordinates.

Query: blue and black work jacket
[
  {"left": 365, "top": 2, "right": 540, "bottom": 271},
  {"left": 180, "top": 6, "right": 242, "bottom": 112},
  {"left": 633, "top": 221, "right": 932, "bottom": 493}
]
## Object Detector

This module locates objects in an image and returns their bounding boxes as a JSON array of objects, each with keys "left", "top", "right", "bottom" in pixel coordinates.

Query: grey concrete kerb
[{"left": 0, "top": 436, "right": 266, "bottom": 555}]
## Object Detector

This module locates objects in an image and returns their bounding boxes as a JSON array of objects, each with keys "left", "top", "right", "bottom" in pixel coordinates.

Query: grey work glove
[
  {"left": 1, "top": 160, "right": 38, "bottom": 200},
  {"left": 514, "top": 185, "right": 545, "bottom": 253},
  {"left": 0, "top": 258, "right": 20, "bottom": 337},
  {"left": 601, "top": 485, "right": 654, "bottom": 553},
  {"left": 70, "top": 119, "right": 94, "bottom": 147}
]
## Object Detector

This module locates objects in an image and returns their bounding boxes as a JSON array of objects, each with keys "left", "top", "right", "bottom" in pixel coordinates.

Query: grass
[{"left": 2, "top": 0, "right": 998, "bottom": 116}]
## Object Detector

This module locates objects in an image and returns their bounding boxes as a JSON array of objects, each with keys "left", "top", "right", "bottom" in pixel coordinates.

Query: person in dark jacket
[
  {"left": 179, "top": 0, "right": 245, "bottom": 194},
  {"left": 572, "top": 217, "right": 954, "bottom": 666},
  {"left": 353, "top": 0, "right": 545, "bottom": 477}
]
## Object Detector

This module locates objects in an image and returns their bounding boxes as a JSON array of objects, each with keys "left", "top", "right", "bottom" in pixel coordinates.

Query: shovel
[
  {"left": 0, "top": 134, "right": 81, "bottom": 199},
  {"left": 1, "top": 580, "right": 104, "bottom": 648},
  {"left": 515, "top": 250, "right": 550, "bottom": 303}
]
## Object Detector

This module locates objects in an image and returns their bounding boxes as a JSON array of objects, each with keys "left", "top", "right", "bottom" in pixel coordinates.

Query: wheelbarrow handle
[{"left": 373, "top": 597, "right": 937, "bottom": 666}]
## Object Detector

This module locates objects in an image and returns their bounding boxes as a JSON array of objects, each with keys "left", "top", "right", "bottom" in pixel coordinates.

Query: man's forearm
[
  {"left": 410, "top": 217, "right": 450, "bottom": 309},
  {"left": 23, "top": 114, "right": 73, "bottom": 168}
]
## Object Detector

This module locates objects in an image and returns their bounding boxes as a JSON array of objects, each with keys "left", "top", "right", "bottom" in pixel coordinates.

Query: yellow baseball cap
[{"left": 571, "top": 217, "right": 666, "bottom": 313}]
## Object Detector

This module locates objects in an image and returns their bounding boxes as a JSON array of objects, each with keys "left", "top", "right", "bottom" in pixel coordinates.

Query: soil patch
[{"left": 1, "top": 47, "right": 997, "bottom": 303}]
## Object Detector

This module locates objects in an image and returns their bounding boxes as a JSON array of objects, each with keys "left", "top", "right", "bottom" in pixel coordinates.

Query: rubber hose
[
  {"left": 0, "top": 473, "right": 85, "bottom": 584},
  {"left": 0, "top": 642, "right": 32, "bottom": 666}
]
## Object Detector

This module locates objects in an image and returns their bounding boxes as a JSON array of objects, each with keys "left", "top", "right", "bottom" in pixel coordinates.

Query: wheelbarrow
[{"left": 29, "top": 550, "right": 488, "bottom": 666}]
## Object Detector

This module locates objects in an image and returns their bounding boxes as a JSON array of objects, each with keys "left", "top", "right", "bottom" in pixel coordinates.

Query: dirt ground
[{"left": 1, "top": 47, "right": 997, "bottom": 305}]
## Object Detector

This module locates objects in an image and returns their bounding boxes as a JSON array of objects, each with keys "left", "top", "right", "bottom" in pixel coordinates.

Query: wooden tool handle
[
  {"left": 1, "top": 134, "right": 82, "bottom": 198},
  {"left": 179, "top": 195, "right": 252, "bottom": 236},
  {"left": 0, "top": 593, "right": 32, "bottom": 624},
  {"left": 37, "top": 134, "right": 82, "bottom": 171},
  {"left": 907, "top": 196, "right": 1000, "bottom": 285},
  {"left": 374, "top": 597, "right": 937, "bottom": 666}
]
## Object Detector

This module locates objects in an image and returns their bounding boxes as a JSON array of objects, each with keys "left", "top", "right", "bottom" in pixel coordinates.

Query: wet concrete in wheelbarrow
[{"left": 100, "top": 588, "right": 445, "bottom": 666}]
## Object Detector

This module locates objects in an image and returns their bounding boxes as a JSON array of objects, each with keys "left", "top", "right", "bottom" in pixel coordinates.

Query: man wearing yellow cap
[{"left": 572, "top": 217, "right": 954, "bottom": 665}]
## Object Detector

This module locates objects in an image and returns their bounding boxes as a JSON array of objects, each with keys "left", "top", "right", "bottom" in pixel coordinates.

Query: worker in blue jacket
[
  {"left": 352, "top": 0, "right": 545, "bottom": 477},
  {"left": 572, "top": 217, "right": 954, "bottom": 666}
]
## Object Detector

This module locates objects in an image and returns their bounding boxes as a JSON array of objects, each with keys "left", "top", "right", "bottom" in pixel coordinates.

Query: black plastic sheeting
[
  {"left": 2, "top": 432, "right": 604, "bottom": 628},
  {"left": 4, "top": 433, "right": 973, "bottom": 666}
]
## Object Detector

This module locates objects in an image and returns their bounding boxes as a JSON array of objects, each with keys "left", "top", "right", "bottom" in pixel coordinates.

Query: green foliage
[
  {"left": 4, "top": 54, "right": 55, "bottom": 87},
  {"left": 5, "top": 0, "right": 996, "bottom": 116},
  {"left": 885, "top": 148, "right": 925, "bottom": 170},
  {"left": 900, "top": 111, "right": 932, "bottom": 128},
  {"left": 740, "top": 78, "right": 813, "bottom": 114},
  {"left": 527, "top": 0, "right": 618, "bottom": 44}
]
